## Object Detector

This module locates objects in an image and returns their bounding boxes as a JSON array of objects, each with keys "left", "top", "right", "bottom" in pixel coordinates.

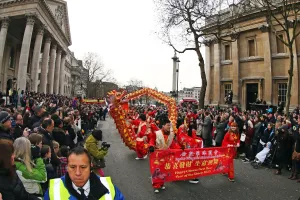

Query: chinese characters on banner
[{"left": 150, "top": 147, "right": 235, "bottom": 182}]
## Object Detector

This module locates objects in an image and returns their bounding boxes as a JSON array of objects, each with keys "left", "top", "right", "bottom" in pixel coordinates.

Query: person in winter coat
[
  {"left": 252, "top": 116, "right": 264, "bottom": 160},
  {"left": 258, "top": 122, "right": 274, "bottom": 152},
  {"left": 56, "top": 145, "right": 69, "bottom": 177},
  {"left": 85, "top": 129, "right": 108, "bottom": 176},
  {"left": 62, "top": 117, "right": 76, "bottom": 149},
  {"left": 200, "top": 111, "right": 212, "bottom": 147},
  {"left": 289, "top": 126, "right": 300, "bottom": 182},
  {"left": 274, "top": 123, "right": 289, "bottom": 175},
  {"left": 13, "top": 137, "right": 47, "bottom": 198},
  {"left": 215, "top": 116, "right": 228, "bottom": 147},
  {"left": 242, "top": 119, "right": 255, "bottom": 162},
  {"left": 52, "top": 119, "right": 68, "bottom": 147},
  {"left": 39, "top": 118, "right": 61, "bottom": 170},
  {"left": 0, "top": 111, "right": 14, "bottom": 144},
  {"left": 0, "top": 141, "right": 39, "bottom": 200},
  {"left": 40, "top": 145, "right": 57, "bottom": 193}
]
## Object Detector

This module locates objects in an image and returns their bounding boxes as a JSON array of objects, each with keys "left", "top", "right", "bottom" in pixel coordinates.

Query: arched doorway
[{"left": 6, "top": 79, "right": 12, "bottom": 96}]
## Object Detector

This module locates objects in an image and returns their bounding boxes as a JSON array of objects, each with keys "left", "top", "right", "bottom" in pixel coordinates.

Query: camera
[{"left": 101, "top": 142, "right": 111, "bottom": 149}]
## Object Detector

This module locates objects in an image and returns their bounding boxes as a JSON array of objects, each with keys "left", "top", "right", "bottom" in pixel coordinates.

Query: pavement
[{"left": 98, "top": 118, "right": 300, "bottom": 200}]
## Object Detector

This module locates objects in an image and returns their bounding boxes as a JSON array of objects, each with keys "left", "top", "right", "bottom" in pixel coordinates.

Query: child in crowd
[
  {"left": 40, "top": 145, "right": 57, "bottom": 193},
  {"left": 28, "top": 133, "right": 43, "bottom": 150},
  {"left": 52, "top": 140, "right": 60, "bottom": 155},
  {"left": 57, "top": 145, "right": 69, "bottom": 177}
]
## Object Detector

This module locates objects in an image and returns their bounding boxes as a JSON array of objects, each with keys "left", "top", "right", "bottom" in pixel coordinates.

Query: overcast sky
[{"left": 66, "top": 0, "right": 202, "bottom": 92}]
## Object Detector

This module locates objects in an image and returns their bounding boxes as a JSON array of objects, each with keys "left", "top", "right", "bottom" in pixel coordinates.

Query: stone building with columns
[
  {"left": 0, "top": 0, "right": 75, "bottom": 96},
  {"left": 203, "top": 3, "right": 300, "bottom": 110}
]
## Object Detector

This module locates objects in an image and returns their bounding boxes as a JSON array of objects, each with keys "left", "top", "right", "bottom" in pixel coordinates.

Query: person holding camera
[{"left": 85, "top": 129, "right": 109, "bottom": 177}]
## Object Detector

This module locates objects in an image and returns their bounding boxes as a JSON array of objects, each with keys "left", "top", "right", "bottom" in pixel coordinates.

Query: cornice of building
[
  {"left": 38, "top": 0, "right": 71, "bottom": 45},
  {"left": 203, "top": 0, "right": 300, "bottom": 34},
  {"left": 0, "top": 0, "right": 71, "bottom": 46}
]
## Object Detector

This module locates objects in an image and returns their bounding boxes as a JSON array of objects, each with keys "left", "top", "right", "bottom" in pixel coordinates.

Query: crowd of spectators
[
  {"left": 133, "top": 102, "right": 300, "bottom": 183},
  {"left": 0, "top": 91, "right": 110, "bottom": 199}
]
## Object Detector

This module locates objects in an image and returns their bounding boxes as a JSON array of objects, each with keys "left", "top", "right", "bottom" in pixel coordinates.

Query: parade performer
[
  {"left": 149, "top": 119, "right": 176, "bottom": 193},
  {"left": 222, "top": 122, "right": 240, "bottom": 182},
  {"left": 135, "top": 114, "right": 148, "bottom": 160}
]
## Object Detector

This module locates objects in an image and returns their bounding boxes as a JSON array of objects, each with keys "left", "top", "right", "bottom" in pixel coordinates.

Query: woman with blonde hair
[{"left": 14, "top": 137, "right": 47, "bottom": 199}]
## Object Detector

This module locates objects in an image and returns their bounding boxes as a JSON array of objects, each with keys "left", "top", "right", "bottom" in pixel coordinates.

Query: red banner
[{"left": 150, "top": 147, "right": 235, "bottom": 182}]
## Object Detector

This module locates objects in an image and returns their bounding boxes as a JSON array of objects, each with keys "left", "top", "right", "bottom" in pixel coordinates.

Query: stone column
[
  {"left": 231, "top": 36, "right": 240, "bottom": 104},
  {"left": 59, "top": 54, "right": 66, "bottom": 95},
  {"left": 17, "top": 15, "right": 35, "bottom": 93},
  {"left": 30, "top": 26, "right": 44, "bottom": 92},
  {"left": 204, "top": 45, "right": 211, "bottom": 104},
  {"left": 53, "top": 49, "right": 62, "bottom": 94},
  {"left": 0, "top": 17, "right": 9, "bottom": 87},
  {"left": 48, "top": 44, "right": 57, "bottom": 94},
  {"left": 259, "top": 25, "right": 272, "bottom": 104},
  {"left": 2, "top": 46, "right": 11, "bottom": 92},
  {"left": 171, "top": 53, "right": 178, "bottom": 92},
  {"left": 40, "top": 37, "right": 51, "bottom": 93},
  {"left": 213, "top": 42, "right": 221, "bottom": 104}
]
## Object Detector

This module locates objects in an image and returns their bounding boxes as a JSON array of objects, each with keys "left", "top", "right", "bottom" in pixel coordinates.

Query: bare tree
[
  {"left": 81, "top": 52, "right": 112, "bottom": 98},
  {"left": 155, "top": 0, "right": 239, "bottom": 108},
  {"left": 249, "top": 0, "right": 300, "bottom": 114},
  {"left": 127, "top": 78, "right": 144, "bottom": 91}
]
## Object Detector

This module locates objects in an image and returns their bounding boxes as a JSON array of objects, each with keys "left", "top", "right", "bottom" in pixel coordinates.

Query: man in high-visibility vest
[{"left": 44, "top": 146, "right": 124, "bottom": 200}]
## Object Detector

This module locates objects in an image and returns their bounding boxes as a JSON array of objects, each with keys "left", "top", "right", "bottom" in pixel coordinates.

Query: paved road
[{"left": 99, "top": 118, "right": 300, "bottom": 200}]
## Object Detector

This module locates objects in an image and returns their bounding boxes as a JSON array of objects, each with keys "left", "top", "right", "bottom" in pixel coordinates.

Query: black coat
[
  {"left": 52, "top": 127, "right": 68, "bottom": 147},
  {"left": 0, "top": 125, "right": 14, "bottom": 143},
  {"left": 13, "top": 124, "right": 23, "bottom": 139},
  {"left": 63, "top": 125, "right": 76, "bottom": 149},
  {"left": 252, "top": 122, "right": 263, "bottom": 145},
  {"left": 275, "top": 128, "right": 289, "bottom": 163},
  {"left": 28, "top": 115, "right": 41, "bottom": 129},
  {"left": 215, "top": 121, "right": 227, "bottom": 145},
  {"left": 0, "top": 168, "right": 39, "bottom": 200},
  {"left": 39, "top": 128, "right": 61, "bottom": 168}
]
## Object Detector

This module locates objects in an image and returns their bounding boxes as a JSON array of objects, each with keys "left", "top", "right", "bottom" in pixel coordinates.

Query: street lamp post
[{"left": 176, "top": 58, "right": 180, "bottom": 104}]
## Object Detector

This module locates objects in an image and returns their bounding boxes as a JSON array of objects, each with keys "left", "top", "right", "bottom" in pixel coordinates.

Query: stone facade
[
  {"left": 0, "top": 0, "right": 78, "bottom": 97},
  {"left": 70, "top": 57, "right": 88, "bottom": 98},
  {"left": 203, "top": 3, "right": 300, "bottom": 110}
]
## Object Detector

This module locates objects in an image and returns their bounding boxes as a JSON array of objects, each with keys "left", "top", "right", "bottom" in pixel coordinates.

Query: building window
[
  {"left": 225, "top": 44, "right": 231, "bottom": 60},
  {"left": 248, "top": 39, "right": 256, "bottom": 57},
  {"left": 224, "top": 83, "right": 232, "bottom": 97},
  {"left": 8, "top": 48, "right": 15, "bottom": 69},
  {"left": 278, "top": 83, "right": 287, "bottom": 105},
  {"left": 276, "top": 34, "right": 285, "bottom": 53}
]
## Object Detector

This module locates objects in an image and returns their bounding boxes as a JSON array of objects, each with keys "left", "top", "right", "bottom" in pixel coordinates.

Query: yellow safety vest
[{"left": 49, "top": 176, "right": 115, "bottom": 200}]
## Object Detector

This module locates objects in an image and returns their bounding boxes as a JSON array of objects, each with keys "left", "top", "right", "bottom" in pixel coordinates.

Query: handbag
[
  {"left": 240, "top": 133, "right": 246, "bottom": 142},
  {"left": 92, "top": 157, "right": 106, "bottom": 168}
]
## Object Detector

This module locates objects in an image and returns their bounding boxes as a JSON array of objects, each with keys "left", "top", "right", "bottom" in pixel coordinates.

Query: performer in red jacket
[
  {"left": 148, "top": 119, "right": 179, "bottom": 193},
  {"left": 222, "top": 122, "right": 240, "bottom": 182},
  {"left": 135, "top": 114, "right": 148, "bottom": 160}
]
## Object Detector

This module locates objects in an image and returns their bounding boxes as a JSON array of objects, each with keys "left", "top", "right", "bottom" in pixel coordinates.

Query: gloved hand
[
  {"left": 149, "top": 146, "right": 155, "bottom": 153},
  {"left": 31, "top": 145, "right": 41, "bottom": 160}
]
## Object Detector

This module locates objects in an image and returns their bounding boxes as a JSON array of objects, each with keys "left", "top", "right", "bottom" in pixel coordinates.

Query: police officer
[{"left": 44, "top": 147, "right": 124, "bottom": 200}]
